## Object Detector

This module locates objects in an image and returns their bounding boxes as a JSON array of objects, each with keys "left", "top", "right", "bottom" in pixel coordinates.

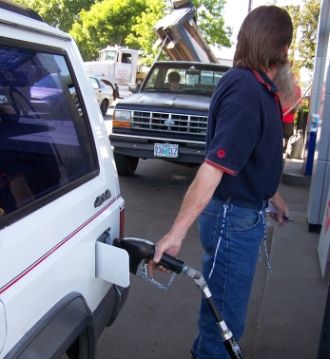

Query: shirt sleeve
[{"left": 206, "top": 100, "right": 260, "bottom": 176}]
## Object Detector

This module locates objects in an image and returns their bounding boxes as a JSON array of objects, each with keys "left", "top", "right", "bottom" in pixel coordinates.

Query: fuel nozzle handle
[
  {"left": 113, "top": 237, "right": 184, "bottom": 274},
  {"left": 160, "top": 252, "right": 185, "bottom": 273}
]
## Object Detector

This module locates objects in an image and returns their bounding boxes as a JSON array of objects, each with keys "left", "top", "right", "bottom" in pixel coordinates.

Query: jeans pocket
[
  {"left": 199, "top": 200, "right": 224, "bottom": 254},
  {"left": 229, "top": 207, "right": 261, "bottom": 231}
]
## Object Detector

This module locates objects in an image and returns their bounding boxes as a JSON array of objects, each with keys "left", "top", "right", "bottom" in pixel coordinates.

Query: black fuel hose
[{"left": 114, "top": 237, "right": 243, "bottom": 359}]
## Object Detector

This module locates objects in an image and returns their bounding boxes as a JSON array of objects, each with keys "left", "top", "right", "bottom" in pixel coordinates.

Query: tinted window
[
  {"left": 121, "top": 53, "right": 132, "bottom": 64},
  {"left": 143, "top": 65, "right": 228, "bottom": 95},
  {"left": 0, "top": 45, "right": 98, "bottom": 224}
]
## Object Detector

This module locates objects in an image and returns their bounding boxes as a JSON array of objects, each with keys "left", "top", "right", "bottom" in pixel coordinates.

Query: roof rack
[{"left": 0, "top": 0, "right": 44, "bottom": 22}]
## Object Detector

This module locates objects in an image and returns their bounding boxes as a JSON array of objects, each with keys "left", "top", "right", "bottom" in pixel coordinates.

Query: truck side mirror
[{"left": 129, "top": 83, "right": 140, "bottom": 94}]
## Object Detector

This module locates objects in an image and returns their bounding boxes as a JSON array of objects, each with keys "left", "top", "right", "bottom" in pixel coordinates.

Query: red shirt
[
  {"left": 282, "top": 111, "right": 295, "bottom": 124},
  {"left": 282, "top": 83, "right": 301, "bottom": 123}
]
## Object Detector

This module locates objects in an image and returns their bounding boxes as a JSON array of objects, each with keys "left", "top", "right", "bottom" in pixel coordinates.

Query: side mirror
[{"left": 128, "top": 83, "right": 141, "bottom": 94}]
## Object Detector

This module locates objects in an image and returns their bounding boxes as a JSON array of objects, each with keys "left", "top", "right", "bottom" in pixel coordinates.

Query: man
[
  {"left": 150, "top": 5, "right": 293, "bottom": 359},
  {"left": 281, "top": 72, "right": 302, "bottom": 152},
  {"left": 168, "top": 71, "right": 181, "bottom": 91}
]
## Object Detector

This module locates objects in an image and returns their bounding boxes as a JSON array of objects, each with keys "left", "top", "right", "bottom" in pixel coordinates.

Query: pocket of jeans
[
  {"left": 229, "top": 208, "right": 260, "bottom": 231},
  {"left": 199, "top": 202, "right": 225, "bottom": 253}
]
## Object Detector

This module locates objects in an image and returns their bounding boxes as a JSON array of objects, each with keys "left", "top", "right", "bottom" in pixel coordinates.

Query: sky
[{"left": 219, "top": 0, "right": 305, "bottom": 60}]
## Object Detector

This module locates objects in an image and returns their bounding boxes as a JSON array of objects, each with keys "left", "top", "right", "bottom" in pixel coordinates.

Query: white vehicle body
[
  {"left": 84, "top": 46, "right": 142, "bottom": 98},
  {"left": 0, "top": 2, "right": 129, "bottom": 358}
]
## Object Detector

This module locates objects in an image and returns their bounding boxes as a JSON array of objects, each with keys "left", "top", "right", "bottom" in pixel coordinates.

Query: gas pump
[{"left": 306, "top": 0, "right": 330, "bottom": 232}]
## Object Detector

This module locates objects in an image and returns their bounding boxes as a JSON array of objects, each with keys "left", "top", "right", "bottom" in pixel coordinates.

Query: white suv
[{"left": 0, "top": 2, "right": 130, "bottom": 358}]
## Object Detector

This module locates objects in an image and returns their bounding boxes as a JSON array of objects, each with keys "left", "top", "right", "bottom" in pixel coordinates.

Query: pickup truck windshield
[{"left": 143, "top": 65, "right": 226, "bottom": 96}]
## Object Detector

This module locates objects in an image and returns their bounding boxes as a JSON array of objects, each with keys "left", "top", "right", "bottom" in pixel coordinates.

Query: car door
[{"left": 0, "top": 26, "right": 126, "bottom": 356}]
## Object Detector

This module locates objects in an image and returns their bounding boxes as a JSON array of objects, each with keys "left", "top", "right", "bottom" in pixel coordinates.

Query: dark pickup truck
[{"left": 110, "top": 61, "right": 229, "bottom": 175}]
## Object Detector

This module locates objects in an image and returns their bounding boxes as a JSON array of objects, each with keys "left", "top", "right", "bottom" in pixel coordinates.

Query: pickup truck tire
[{"left": 114, "top": 153, "right": 139, "bottom": 176}]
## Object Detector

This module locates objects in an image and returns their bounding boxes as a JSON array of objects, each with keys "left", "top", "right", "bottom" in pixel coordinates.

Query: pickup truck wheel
[
  {"left": 114, "top": 153, "right": 139, "bottom": 176},
  {"left": 100, "top": 99, "right": 109, "bottom": 116}
]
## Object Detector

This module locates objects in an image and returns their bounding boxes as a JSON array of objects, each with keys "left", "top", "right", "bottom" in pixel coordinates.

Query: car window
[
  {"left": 0, "top": 44, "right": 98, "bottom": 227},
  {"left": 99, "top": 49, "right": 116, "bottom": 61},
  {"left": 121, "top": 53, "right": 132, "bottom": 64},
  {"left": 143, "top": 65, "right": 227, "bottom": 95},
  {"left": 90, "top": 77, "right": 99, "bottom": 89},
  {"left": 143, "top": 67, "right": 160, "bottom": 90}
]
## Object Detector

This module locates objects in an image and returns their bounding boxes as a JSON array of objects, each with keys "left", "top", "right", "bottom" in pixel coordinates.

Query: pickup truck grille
[{"left": 131, "top": 110, "right": 207, "bottom": 135}]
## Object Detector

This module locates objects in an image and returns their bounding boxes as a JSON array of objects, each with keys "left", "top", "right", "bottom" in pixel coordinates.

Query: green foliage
[
  {"left": 192, "top": 0, "right": 232, "bottom": 47},
  {"left": 286, "top": 5, "right": 300, "bottom": 61},
  {"left": 126, "top": 0, "right": 232, "bottom": 64},
  {"left": 298, "top": 0, "right": 320, "bottom": 70},
  {"left": 283, "top": 0, "right": 320, "bottom": 75},
  {"left": 13, "top": 0, "right": 231, "bottom": 62},
  {"left": 13, "top": 0, "right": 95, "bottom": 32},
  {"left": 125, "top": 0, "right": 166, "bottom": 65},
  {"left": 70, "top": 0, "right": 148, "bottom": 61},
  {"left": 285, "top": 5, "right": 302, "bottom": 75}
]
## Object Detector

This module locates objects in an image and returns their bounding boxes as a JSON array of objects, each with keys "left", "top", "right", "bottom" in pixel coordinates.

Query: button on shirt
[{"left": 205, "top": 67, "right": 283, "bottom": 205}]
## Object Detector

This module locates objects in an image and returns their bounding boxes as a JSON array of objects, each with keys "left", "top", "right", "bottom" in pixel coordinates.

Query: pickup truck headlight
[{"left": 113, "top": 109, "right": 131, "bottom": 128}]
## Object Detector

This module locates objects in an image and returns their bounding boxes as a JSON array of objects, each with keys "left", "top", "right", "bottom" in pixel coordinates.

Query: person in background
[
  {"left": 168, "top": 71, "right": 181, "bottom": 91},
  {"left": 278, "top": 68, "right": 302, "bottom": 151},
  {"left": 149, "top": 6, "right": 293, "bottom": 359}
]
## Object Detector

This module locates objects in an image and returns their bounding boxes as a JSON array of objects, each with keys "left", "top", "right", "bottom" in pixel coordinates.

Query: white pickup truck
[
  {"left": 0, "top": 1, "right": 130, "bottom": 358},
  {"left": 84, "top": 46, "right": 148, "bottom": 98}
]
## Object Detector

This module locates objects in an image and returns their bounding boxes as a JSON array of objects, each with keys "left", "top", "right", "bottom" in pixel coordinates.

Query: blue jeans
[{"left": 191, "top": 198, "right": 267, "bottom": 359}]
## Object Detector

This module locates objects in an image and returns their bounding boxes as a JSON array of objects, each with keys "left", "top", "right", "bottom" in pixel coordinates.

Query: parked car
[
  {"left": 0, "top": 1, "right": 130, "bottom": 358},
  {"left": 89, "top": 75, "right": 119, "bottom": 115}
]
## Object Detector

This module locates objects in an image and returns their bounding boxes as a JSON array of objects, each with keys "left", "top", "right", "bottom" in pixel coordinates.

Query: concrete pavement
[
  {"left": 97, "top": 158, "right": 329, "bottom": 359},
  {"left": 241, "top": 159, "right": 329, "bottom": 359}
]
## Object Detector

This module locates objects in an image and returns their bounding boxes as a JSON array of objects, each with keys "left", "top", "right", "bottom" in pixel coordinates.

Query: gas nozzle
[
  {"left": 113, "top": 237, "right": 184, "bottom": 290},
  {"left": 113, "top": 237, "right": 184, "bottom": 274}
]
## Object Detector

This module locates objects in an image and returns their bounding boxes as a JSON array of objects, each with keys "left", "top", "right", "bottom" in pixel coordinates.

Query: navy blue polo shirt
[{"left": 205, "top": 67, "right": 283, "bottom": 207}]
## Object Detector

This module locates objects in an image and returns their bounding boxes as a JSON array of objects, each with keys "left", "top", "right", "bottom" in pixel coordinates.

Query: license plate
[{"left": 154, "top": 143, "right": 179, "bottom": 158}]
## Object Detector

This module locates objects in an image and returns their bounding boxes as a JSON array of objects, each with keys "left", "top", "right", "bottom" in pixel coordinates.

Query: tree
[
  {"left": 13, "top": 0, "right": 95, "bottom": 32},
  {"left": 70, "top": 0, "right": 148, "bottom": 61},
  {"left": 125, "top": 0, "right": 166, "bottom": 65},
  {"left": 285, "top": 5, "right": 300, "bottom": 63},
  {"left": 282, "top": 0, "right": 320, "bottom": 77},
  {"left": 298, "top": 0, "right": 320, "bottom": 71},
  {"left": 192, "top": 0, "right": 232, "bottom": 48},
  {"left": 14, "top": 0, "right": 231, "bottom": 63}
]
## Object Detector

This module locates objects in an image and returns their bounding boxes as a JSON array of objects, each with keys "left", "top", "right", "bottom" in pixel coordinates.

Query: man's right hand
[{"left": 148, "top": 230, "right": 185, "bottom": 277}]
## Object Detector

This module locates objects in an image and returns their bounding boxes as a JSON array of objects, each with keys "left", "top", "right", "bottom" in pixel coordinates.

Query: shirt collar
[
  {"left": 251, "top": 69, "right": 282, "bottom": 119},
  {"left": 251, "top": 69, "right": 278, "bottom": 95}
]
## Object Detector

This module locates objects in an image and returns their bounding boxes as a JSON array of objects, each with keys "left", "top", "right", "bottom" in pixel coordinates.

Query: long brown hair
[{"left": 233, "top": 6, "right": 293, "bottom": 72}]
